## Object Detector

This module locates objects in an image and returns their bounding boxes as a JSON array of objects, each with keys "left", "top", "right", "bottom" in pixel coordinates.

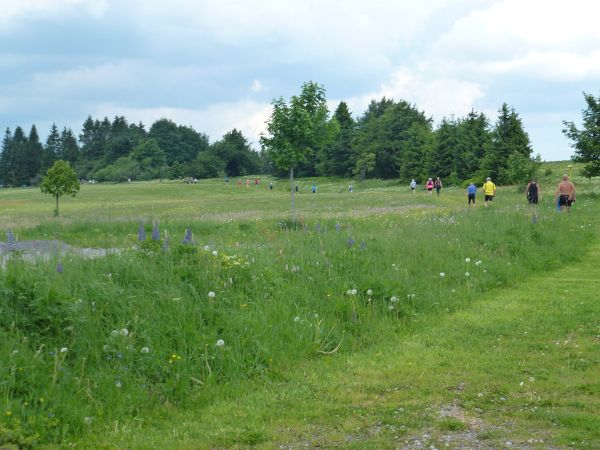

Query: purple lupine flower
[
  {"left": 151, "top": 222, "right": 160, "bottom": 241},
  {"left": 315, "top": 223, "right": 321, "bottom": 233},
  {"left": 335, "top": 223, "right": 341, "bottom": 232},
  {"left": 531, "top": 214, "right": 538, "bottom": 224},
  {"left": 6, "top": 229, "right": 16, "bottom": 250},
  {"left": 182, "top": 228, "right": 193, "bottom": 244},
  {"left": 347, "top": 237, "right": 355, "bottom": 247},
  {"left": 137, "top": 223, "right": 146, "bottom": 241},
  {"left": 56, "top": 261, "right": 64, "bottom": 273},
  {"left": 359, "top": 241, "right": 367, "bottom": 251}
]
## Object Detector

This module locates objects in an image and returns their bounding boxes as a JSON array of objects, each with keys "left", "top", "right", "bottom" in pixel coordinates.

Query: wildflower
[
  {"left": 208, "top": 291, "right": 216, "bottom": 298},
  {"left": 439, "top": 272, "right": 445, "bottom": 278},
  {"left": 347, "top": 237, "right": 355, "bottom": 247},
  {"left": 151, "top": 222, "right": 160, "bottom": 241},
  {"left": 56, "top": 261, "right": 64, "bottom": 273},
  {"left": 6, "top": 229, "right": 16, "bottom": 250},
  {"left": 293, "top": 316, "right": 300, "bottom": 323},
  {"left": 335, "top": 223, "right": 341, "bottom": 232},
  {"left": 367, "top": 289, "right": 373, "bottom": 296},
  {"left": 529, "top": 376, "right": 535, "bottom": 382},
  {"left": 120, "top": 328, "right": 129, "bottom": 337},
  {"left": 115, "top": 381, "right": 123, "bottom": 388},
  {"left": 111, "top": 330, "right": 119, "bottom": 337},
  {"left": 315, "top": 223, "right": 321, "bottom": 232},
  {"left": 475, "top": 260, "right": 482, "bottom": 266},
  {"left": 140, "top": 347, "right": 150, "bottom": 354},
  {"left": 465, "top": 272, "right": 470, "bottom": 277},
  {"left": 84, "top": 416, "right": 93, "bottom": 425},
  {"left": 390, "top": 296, "right": 398, "bottom": 302},
  {"left": 137, "top": 223, "right": 146, "bottom": 241},
  {"left": 5, "top": 411, "right": 12, "bottom": 416},
  {"left": 212, "top": 250, "right": 218, "bottom": 256},
  {"left": 360, "top": 242, "right": 367, "bottom": 251},
  {"left": 182, "top": 228, "right": 193, "bottom": 244},
  {"left": 520, "top": 381, "right": 524, "bottom": 387},
  {"left": 465, "top": 258, "right": 471, "bottom": 263},
  {"left": 388, "top": 305, "right": 394, "bottom": 310},
  {"left": 216, "top": 339, "right": 225, "bottom": 347},
  {"left": 60, "top": 347, "right": 68, "bottom": 353}
]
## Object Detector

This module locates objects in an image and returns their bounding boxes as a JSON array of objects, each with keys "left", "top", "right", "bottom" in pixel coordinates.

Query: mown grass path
[{"left": 85, "top": 233, "right": 600, "bottom": 449}]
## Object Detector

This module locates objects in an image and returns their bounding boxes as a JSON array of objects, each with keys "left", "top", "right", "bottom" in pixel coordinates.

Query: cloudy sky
[{"left": 1, "top": 0, "right": 599, "bottom": 160}]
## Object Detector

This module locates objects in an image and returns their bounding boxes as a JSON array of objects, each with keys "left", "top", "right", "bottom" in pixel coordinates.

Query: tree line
[
  {"left": 1, "top": 81, "right": 553, "bottom": 187},
  {"left": 0, "top": 118, "right": 261, "bottom": 186}
]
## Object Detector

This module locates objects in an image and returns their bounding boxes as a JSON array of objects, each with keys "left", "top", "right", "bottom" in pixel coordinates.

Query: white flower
[
  {"left": 475, "top": 260, "right": 482, "bottom": 266},
  {"left": 350, "top": 288, "right": 357, "bottom": 295},
  {"left": 390, "top": 296, "right": 398, "bottom": 302},
  {"left": 84, "top": 416, "right": 93, "bottom": 425},
  {"left": 465, "top": 272, "right": 470, "bottom": 277},
  {"left": 465, "top": 258, "right": 471, "bottom": 263},
  {"left": 293, "top": 316, "right": 300, "bottom": 323},
  {"left": 120, "top": 328, "right": 129, "bottom": 337},
  {"left": 439, "top": 272, "right": 445, "bottom": 278},
  {"left": 110, "top": 330, "right": 119, "bottom": 337},
  {"left": 529, "top": 376, "right": 535, "bottom": 382},
  {"left": 346, "top": 289, "right": 352, "bottom": 295},
  {"left": 519, "top": 381, "right": 524, "bottom": 387},
  {"left": 140, "top": 347, "right": 150, "bottom": 354},
  {"left": 212, "top": 250, "right": 218, "bottom": 256},
  {"left": 216, "top": 339, "right": 225, "bottom": 347},
  {"left": 366, "top": 289, "right": 373, "bottom": 296},
  {"left": 60, "top": 347, "right": 68, "bottom": 353},
  {"left": 204, "top": 245, "right": 210, "bottom": 251},
  {"left": 208, "top": 291, "right": 216, "bottom": 298},
  {"left": 115, "top": 381, "right": 123, "bottom": 388},
  {"left": 483, "top": 269, "right": 487, "bottom": 273},
  {"left": 388, "top": 305, "right": 394, "bottom": 310}
]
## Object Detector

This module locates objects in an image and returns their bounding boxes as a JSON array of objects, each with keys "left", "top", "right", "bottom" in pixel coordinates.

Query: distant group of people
[
  {"left": 463, "top": 174, "right": 576, "bottom": 211},
  {"left": 409, "top": 173, "right": 576, "bottom": 212}
]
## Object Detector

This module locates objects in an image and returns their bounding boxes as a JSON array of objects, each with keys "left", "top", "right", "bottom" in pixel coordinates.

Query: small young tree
[
  {"left": 260, "top": 81, "right": 336, "bottom": 224},
  {"left": 40, "top": 160, "right": 80, "bottom": 216}
]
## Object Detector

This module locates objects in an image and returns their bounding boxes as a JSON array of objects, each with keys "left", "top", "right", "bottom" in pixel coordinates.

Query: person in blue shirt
[
  {"left": 312, "top": 183, "right": 316, "bottom": 194},
  {"left": 467, "top": 182, "right": 477, "bottom": 206}
]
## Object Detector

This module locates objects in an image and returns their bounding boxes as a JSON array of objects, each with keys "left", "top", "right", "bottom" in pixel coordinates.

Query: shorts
[
  {"left": 528, "top": 196, "right": 538, "bottom": 204},
  {"left": 468, "top": 193, "right": 475, "bottom": 204},
  {"left": 558, "top": 195, "right": 572, "bottom": 207},
  {"left": 484, "top": 195, "right": 494, "bottom": 201},
  {"left": 427, "top": 187, "right": 433, "bottom": 192}
]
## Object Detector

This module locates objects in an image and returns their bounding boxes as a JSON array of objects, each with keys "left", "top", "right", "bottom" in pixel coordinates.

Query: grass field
[{"left": 1, "top": 163, "right": 599, "bottom": 449}]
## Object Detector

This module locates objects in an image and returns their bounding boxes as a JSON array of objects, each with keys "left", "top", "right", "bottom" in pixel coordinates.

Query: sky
[{"left": 1, "top": 0, "right": 599, "bottom": 161}]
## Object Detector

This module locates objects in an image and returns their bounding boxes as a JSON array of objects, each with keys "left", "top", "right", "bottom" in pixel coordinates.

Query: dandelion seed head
[
  {"left": 212, "top": 250, "right": 218, "bottom": 256},
  {"left": 60, "top": 347, "right": 68, "bottom": 353},
  {"left": 350, "top": 288, "right": 357, "bottom": 295},
  {"left": 465, "top": 272, "right": 470, "bottom": 277},
  {"left": 367, "top": 289, "right": 373, "bottom": 296},
  {"left": 216, "top": 339, "right": 225, "bottom": 347},
  {"left": 465, "top": 258, "right": 471, "bottom": 263},
  {"left": 390, "top": 296, "right": 398, "bottom": 302},
  {"left": 208, "top": 291, "right": 216, "bottom": 298},
  {"left": 293, "top": 316, "right": 300, "bottom": 323},
  {"left": 120, "top": 328, "right": 129, "bottom": 337},
  {"left": 115, "top": 381, "right": 122, "bottom": 388},
  {"left": 439, "top": 272, "right": 445, "bottom": 278},
  {"left": 110, "top": 330, "right": 119, "bottom": 337},
  {"left": 140, "top": 347, "right": 150, "bottom": 354},
  {"left": 84, "top": 416, "right": 93, "bottom": 425}
]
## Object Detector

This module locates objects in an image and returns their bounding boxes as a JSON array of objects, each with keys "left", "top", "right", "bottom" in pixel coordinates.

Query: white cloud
[
  {"left": 251, "top": 80, "right": 264, "bottom": 93},
  {"left": 344, "top": 67, "right": 484, "bottom": 120},
  {"left": 0, "top": 0, "right": 108, "bottom": 30}
]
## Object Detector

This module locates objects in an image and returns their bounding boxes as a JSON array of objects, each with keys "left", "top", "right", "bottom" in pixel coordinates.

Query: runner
[
  {"left": 525, "top": 179, "right": 540, "bottom": 204},
  {"left": 426, "top": 178, "right": 434, "bottom": 195},
  {"left": 467, "top": 182, "right": 477, "bottom": 206},
  {"left": 482, "top": 177, "right": 496, "bottom": 207},
  {"left": 554, "top": 174, "right": 576, "bottom": 212}
]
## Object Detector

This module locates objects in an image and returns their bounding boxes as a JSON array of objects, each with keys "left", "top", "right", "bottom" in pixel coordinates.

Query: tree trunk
[
  {"left": 289, "top": 167, "right": 296, "bottom": 225},
  {"left": 55, "top": 194, "right": 59, "bottom": 216}
]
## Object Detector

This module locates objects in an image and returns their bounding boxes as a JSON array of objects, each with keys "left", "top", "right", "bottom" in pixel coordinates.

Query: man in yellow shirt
[{"left": 482, "top": 177, "right": 496, "bottom": 207}]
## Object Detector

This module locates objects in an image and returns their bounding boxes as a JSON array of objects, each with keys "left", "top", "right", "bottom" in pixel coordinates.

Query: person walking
[
  {"left": 525, "top": 179, "right": 540, "bottom": 205},
  {"left": 554, "top": 174, "right": 576, "bottom": 212},
  {"left": 410, "top": 179, "right": 417, "bottom": 193},
  {"left": 426, "top": 178, "right": 434, "bottom": 195},
  {"left": 482, "top": 177, "right": 496, "bottom": 207},
  {"left": 467, "top": 182, "right": 477, "bottom": 206},
  {"left": 312, "top": 183, "right": 317, "bottom": 194},
  {"left": 434, "top": 177, "right": 442, "bottom": 196}
]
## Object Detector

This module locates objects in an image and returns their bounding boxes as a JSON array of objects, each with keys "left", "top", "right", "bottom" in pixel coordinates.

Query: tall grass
[{"left": 1, "top": 184, "right": 596, "bottom": 447}]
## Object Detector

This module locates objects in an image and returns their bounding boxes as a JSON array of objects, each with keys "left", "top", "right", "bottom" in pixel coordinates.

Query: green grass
[{"left": 1, "top": 170, "right": 599, "bottom": 448}]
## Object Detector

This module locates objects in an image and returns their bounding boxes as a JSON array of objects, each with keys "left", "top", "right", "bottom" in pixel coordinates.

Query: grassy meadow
[{"left": 1, "top": 163, "right": 599, "bottom": 449}]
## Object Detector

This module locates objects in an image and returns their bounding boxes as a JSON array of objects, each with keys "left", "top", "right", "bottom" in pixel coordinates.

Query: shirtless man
[{"left": 554, "top": 174, "right": 576, "bottom": 212}]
